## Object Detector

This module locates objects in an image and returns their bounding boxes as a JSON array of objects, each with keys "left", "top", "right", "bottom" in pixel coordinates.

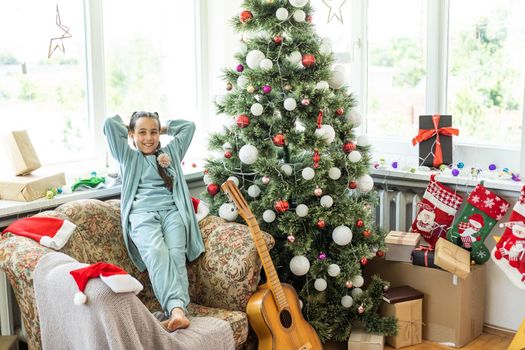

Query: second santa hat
[{"left": 69, "top": 262, "right": 143, "bottom": 305}]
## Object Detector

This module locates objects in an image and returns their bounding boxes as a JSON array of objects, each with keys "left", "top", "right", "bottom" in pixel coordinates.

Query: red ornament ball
[
  {"left": 356, "top": 219, "right": 364, "bottom": 228},
  {"left": 376, "top": 250, "right": 385, "bottom": 258},
  {"left": 274, "top": 200, "right": 289, "bottom": 213},
  {"left": 306, "top": 15, "right": 313, "bottom": 22},
  {"left": 272, "top": 134, "right": 285, "bottom": 147},
  {"left": 236, "top": 114, "right": 250, "bottom": 128},
  {"left": 239, "top": 10, "right": 253, "bottom": 23},
  {"left": 316, "top": 219, "right": 326, "bottom": 229},
  {"left": 343, "top": 141, "right": 356, "bottom": 154},
  {"left": 302, "top": 54, "right": 316, "bottom": 68},
  {"left": 314, "top": 187, "right": 323, "bottom": 197},
  {"left": 224, "top": 151, "right": 232, "bottom": 159},
  {"left": 336, "top": 107, "right": 345, "bottom": 116},
  {"left": 357, "top": 305, "right": 365, "bottom": 314},
  {"left": 360, "top": 257, "right": 368, "bottom": 265},
  {"left": 207, "top": 183, "right": 220, "bottom": 196},
  {"left": 348, "top": 181, "right": 357, "bottom": 189},
  {"left": 273, "top": 35, "right": 283, "bottom": 44},
  {"left": 345, "top": 280, "right": 353, "bottom": 289}
]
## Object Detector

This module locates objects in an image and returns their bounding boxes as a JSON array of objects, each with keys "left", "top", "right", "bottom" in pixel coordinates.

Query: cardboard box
[
  {"left": 382, "top": 301, "right": 422, "bottom": 348},
  {"left": 0, "top": 171, "right": 65, "bottom": 202},
  {"left": 347, "top": 328, "right": 384, "bottom": 350},
  {"left": 416, "top": 115, "right": 454, "bottom": 167},
  {"left": 385, "top": 231, "right": 421, "bottom": 262},
  {"left": 4, "top": 130, "right": 41, "bottom": 175},
  {"left": 364, "top": 258, "right": 485, "bottom": 348},
  {"left": 434, "top": 238, "right": 470, "bottom": 279}
]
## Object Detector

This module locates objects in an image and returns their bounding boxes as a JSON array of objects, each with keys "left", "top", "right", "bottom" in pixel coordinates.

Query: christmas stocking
[
  {"left": 410, "top": 174, "right": 463, "bottom": 247},
  {"left": 447, "top": 182, "right": 509, "bottom": 264},
  {"left": 491, "top": 185, "right": 525, "bottom": 290}
]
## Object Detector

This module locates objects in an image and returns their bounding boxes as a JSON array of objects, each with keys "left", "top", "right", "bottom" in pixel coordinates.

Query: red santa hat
[
  {"left": 468, "top": 213, "right": 484, "bottom": 229},
  {"left": 69, "top": 262, "right": 143, "bottom": 305},
  {"left": 191, "top": 197, "right": 209, "bottom": 222},
  {"left": 2, "top": 217, "right": 76, "bottom": 250}
]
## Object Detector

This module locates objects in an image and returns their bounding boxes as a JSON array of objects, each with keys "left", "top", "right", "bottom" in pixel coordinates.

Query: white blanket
[{"left": 34, "top": 252, "right": 235, "bottom": 350}]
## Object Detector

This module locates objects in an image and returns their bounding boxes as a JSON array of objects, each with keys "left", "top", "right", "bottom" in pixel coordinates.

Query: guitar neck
[{"left": 246, "top": 217, "right": 289, "bottom": 310}]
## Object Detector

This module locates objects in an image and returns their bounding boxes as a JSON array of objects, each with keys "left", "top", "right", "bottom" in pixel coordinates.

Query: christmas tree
[{"left": 202, "top": 0, "right": 396, "bottom": 341}]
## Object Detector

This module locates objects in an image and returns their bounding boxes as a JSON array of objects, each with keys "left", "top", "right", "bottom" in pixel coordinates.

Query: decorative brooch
[{"left": 157, "top": 153, "right": 171, "bottom": 168}]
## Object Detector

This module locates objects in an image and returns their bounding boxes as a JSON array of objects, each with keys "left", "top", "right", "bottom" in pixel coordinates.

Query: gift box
[
  {"left": 364, "top": 258, "right": 486, "bottom": 348},
  {"left": 385, "top": 231, "right": 421, "bottom": 262},
  {"left": 381, "top": 286, "right": 423, "bottom": 349},
  {"left": 411, "top": 245, "right": 438, "bottom": 268},
  {"left": 0, "top": 170, "right": 65, "bottom": 202},
  {"left": 412, "top": 115, "right": 458, "bottom": 168},
  {"left": 4, "top": 130, "right": 41, "bottom": 175},
  {"left": 434, "top": 238, "right": 470, "bottom": 279},
  {"left": 347, "top": 328, "right": 384, "bottom": 350}
]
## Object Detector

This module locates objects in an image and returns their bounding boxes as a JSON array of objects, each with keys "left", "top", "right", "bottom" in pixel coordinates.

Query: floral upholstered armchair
[{"left": 0, "top": 199, "right": 274, "bottom": 350}]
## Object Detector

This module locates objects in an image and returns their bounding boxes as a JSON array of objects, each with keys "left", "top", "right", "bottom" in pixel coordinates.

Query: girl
[{"left": 104, "top": 111, "right": 205, "bottom": 331}]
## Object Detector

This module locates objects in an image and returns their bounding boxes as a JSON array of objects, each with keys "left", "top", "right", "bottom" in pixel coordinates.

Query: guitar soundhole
[{"left": 279, "top": 309, "right": 293, "bottom": 328}]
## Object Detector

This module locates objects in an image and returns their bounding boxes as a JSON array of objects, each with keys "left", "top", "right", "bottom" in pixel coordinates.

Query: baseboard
[{"left": 484, "top": 324, "right": 517, "bottom": 337}]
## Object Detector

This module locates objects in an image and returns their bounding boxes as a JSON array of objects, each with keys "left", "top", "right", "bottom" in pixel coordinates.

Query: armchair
[{"left": 0, "top": 199, "right": 274, "bottom": 349}]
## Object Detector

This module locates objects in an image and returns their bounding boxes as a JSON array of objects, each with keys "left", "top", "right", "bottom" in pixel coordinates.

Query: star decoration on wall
[
  {"left": 48, "top": 4, "right": 72, "bottom": 59},
  {"left": 321, "top": 0, "right": 348, "bottom": 24}
]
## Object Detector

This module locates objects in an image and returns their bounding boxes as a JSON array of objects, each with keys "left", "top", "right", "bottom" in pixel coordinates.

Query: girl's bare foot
[{"left": 165, "top": 307, "right": 190, "bottom": 332}]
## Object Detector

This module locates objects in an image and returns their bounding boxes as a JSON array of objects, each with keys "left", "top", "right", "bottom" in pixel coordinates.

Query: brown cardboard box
[
  {"left": 4, "top": 130, "right": 41, "bottom": 175},
  {"left": 347, "top": 328, "right": 384, "bottom": 350},
  {"left": 364, "top": 258, "right": 485, "bottom": 348},
  {"left": 385, "top": 231, "right": 421, "bottom": 262},
  {"left": 434, "top": 238, "right": 470, "bottom": 279},
  {"left": 0, "top": 171, "right": 65, "bottom": 202},
  {"left": 382, "top": 299, "right": 422, "bottom": 348}
]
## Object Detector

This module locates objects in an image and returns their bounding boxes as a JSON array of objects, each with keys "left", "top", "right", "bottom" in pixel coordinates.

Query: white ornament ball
[
  {"left": 314, "top": 278, "right": 327, "bottom": 292},
  {"left": 289, "top": 0, "right": 309, "bottom": 7},
  {"left": 328, "top": 69, "right": 345, "bottom": 89},
  {"left": 320, "top": 195, "right": 333, "bottom": 208},
  {"left": 238, "top": 144, "right": 259, "bottom": 165},
  {"left": 301, "top": 167, "right": 315, "bottom": 180},
  {"left": 203, "top": 174, "right": 213, "bottom": 185},
  {"left": 352, "top": 275, "right": 364, "bottom": 288},
  {"left": 227, "top": 176, "right": 239, "bottom": 187},
  {"left": 237, "top": 41, "right": 248, "bottom": 54},
  {"left": 237, "top": 75, "right": 249, "bottom": 89},
  {"left": 314, "top": 124, "right": 336, "bottom": 144},
  {"left": 334, "top": 64, "right": 346, "bottom": 73},
  {"left": 219, "top": 203, "right": 238, "bottom": 221},
  {"left": 357, "top": 174, "right": 374, "bottom": 192},
  {"left": 222, "top": 142, "right": 233, "bottom": 151},
  {"left": 316, "top": 80, "right": 329, "bottom": 91},
  {"left": 295, "top": 120, "right": 305, "bottom": 133},
  {"left": 332, "top": 225, "right": 353, "bottom": 246},
  {"left": 263, "top": 210, "right": 276, "bottom": 223},
  {"left": 341, "top": 295, "right": 354, "bottom": 308},
  {"left": 215, "top": 94, "right": 227, "bottom": 106},
  {"left": 281, "top": 164, "right": 293, "bottom": 176},
  {"left": 247, "top": 185, "right": 261, "bottom": 198},
  {"left": 276, "top": 7, "right": 289, "bottom": 21},
  {"left": 284, "top": 98, "right": 297, "bottom": 111},
  {"left": 327, "top": 264, "right": 341, "bottom": 277},
  {"left": 348, "top": 150, "right": 362, "bottom": 163},
  {"left": 246, "top": 50, "right": 266, "bottom": 69},
  {"left": 250, "top": 103, "right": 264, "bottom": 116},
  {"left": 289, "top": 255, "right": 310, "bottom": 276},
  {"left": 357, "top": 135, "right": 369, "bottom": 147},
  {"left": 328, "top": 167, "right": 341, "bottom": 180},
  {"left": 287, "top": 51, "right": 302, "bottom": 65},
  {"left": 319, "top": 38, "right": 332, "bottom": 55},
  {"left": 260, "top": 58, "right": 273, "bottom": 71},
  {"left": 295, "top": 204, "right": 309, "bottom": 217},
  {"left": 351, "top": 287, "right": 363, "bottom": 298},
  {"left": 347, "top": 109, "right": 363, "bottom": 127},
  {"left": 261, "top": 176, "right": 270, "bottom": 185},
  {"left": 293, "top": 9, "right": 306, "bottom": 22}
]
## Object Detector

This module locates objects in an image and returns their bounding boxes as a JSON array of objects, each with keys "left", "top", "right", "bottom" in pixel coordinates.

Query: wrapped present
[
  {"left": 434, "top": 237, "right": 470, "bottom": 279},
  {"left": 347, "top": 328, "right": 384, "bottom": 350},
  {"left": 385, "top": 231, "right": 421, "bottom": 262},
  {"left": 411, "top": 245, "right": 438, "bottom": 268},
  {"left": 381, "top": 286, "right": 423, "bottom": 349},
  {"left": 0, "top": 170, "right": 65, "bottom": 202},
  {"left": 412, "top": 115, "right": 459, "bottom": 168},
  {"left": 4, "top": 130, "right": 41, "bottom": 175}
]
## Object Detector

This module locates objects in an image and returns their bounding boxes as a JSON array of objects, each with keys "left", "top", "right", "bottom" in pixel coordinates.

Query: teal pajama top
[{"left": 103, "top": 115, "right": 205, "bottom": 272}]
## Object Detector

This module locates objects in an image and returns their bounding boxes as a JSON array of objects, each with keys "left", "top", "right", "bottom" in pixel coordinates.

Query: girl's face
[{"left": 129, "top": 117, "right": 160, "bottom": 155}]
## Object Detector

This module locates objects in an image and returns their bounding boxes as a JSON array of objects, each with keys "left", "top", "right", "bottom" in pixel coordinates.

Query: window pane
[
  {"left": 448, "top": 0, "right": 525, "bottom": 146},
  {"left": 0, "top": 1, "right": 89, "bottom": 168},
  {"left": 367, "top": 0, "right": 427, "bottom": 138}
]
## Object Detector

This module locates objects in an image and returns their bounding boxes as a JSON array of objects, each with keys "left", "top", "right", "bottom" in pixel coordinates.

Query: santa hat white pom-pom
[
  {"left": 499, "top": 223, "right": 504, "bottom": 228},
  {"left": 74, "top": 291, "right": 87, "bottom": 305}
]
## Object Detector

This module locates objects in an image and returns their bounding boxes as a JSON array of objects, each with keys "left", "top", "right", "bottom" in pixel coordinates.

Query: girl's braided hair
[{"left": 129, "top": 111, "right": 173, "bottom": 192}]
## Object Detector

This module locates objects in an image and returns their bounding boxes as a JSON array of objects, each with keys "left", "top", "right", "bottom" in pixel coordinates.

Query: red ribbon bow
[
  {"left": 412, "top": 115, "right": 459, "bottom": 167},
  {"left": 414, "top": 245, "right": 434, "bottom": 267}
]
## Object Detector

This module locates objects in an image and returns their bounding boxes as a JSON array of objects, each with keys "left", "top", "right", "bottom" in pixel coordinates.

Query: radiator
[{"left": 375, "top": 187, "right": 425, "bottom": 232}]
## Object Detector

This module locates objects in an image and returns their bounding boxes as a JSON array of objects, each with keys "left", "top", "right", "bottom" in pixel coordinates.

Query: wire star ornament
[
  {"left": 321, "top": 0, "right": 348, "bottom": 24},
  {"left": 48, "top": 4, "right": 72, "bottom": 59}
]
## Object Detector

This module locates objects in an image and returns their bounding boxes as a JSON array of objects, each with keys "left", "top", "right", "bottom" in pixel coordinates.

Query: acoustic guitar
[{"left": 221, "top": 180, "right": 323, "bottom": 350}]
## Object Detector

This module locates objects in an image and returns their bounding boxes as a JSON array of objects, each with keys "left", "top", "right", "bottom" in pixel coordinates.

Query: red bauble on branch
[
  {"left": 316, "top": 219, "right": 326, "bottom": 229},
  {"left": 376, "top": 250, "right": 385, "bottom": 257},
  {"left": 273, "top": 35, "right": 283, "bottom": 44},
  {"left": 360, "top": 257, "right": 368, "bottom": 265},
  {"left": 274, "top": 200, "right": 289, "bottom": 213},
  {"left": 348, "top": 181, "right": 357, "bottom": 189},
  {"left": 239, "top": 10, "right": 253, "bottom": 23},
  {"left": 224, "top": 151, "right": 232, "bottom": 159},
  {"left": 343, "top": 141, "right": 356, "bottom": 154},
  {"left": 236, "top": 114, "right": 250, "bottom": 128},
  {"left": 272, "top": 134, "right": 285, "bottom": 147},
  {"left": 207, "top": 183, "right": 220, "bottom": 196},
  {"left": 336, "top": 107, "right": 345, "bottom": 116},
  {"left": 363, "top": 229, "right": 371, "bottom": 238},
  {"left": 313, "top": 149, "right": 320, "bottom": 168},
  {"left": 302, "top": 54, "right": 316, "bottom": 68},
  {"left": 356, "top": 219, "right": 364, "bottom": 228}
]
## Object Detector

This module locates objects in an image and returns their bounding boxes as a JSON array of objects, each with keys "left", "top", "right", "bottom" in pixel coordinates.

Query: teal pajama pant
[{"left": 129, "top": 209, "right": 188, "bottom": 315}]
